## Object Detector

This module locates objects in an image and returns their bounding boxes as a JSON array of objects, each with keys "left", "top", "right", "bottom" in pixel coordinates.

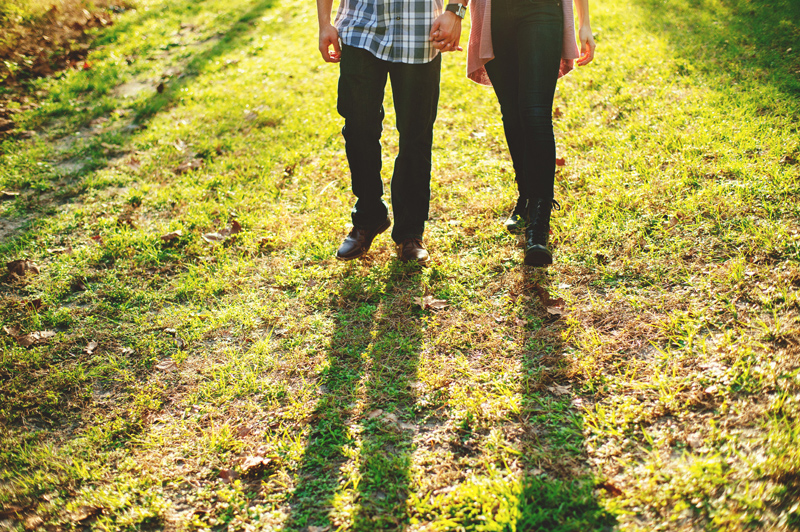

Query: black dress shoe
[
  {"left": 504, "top": 196, "right": 528, "bottom": 235},
  {"left": 336, "top": 218, "right": 391, "bottom": 261},
  {"left": 524, "top": 198, "right": 560, "bottom": 266},
  {"left": 397, "top": 238, "right": 429, "bottom": 264}
]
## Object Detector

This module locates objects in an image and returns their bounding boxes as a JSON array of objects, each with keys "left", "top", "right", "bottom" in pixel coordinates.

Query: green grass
[{"left": 0, "top": 0, "right": 799, "bottom": 529}]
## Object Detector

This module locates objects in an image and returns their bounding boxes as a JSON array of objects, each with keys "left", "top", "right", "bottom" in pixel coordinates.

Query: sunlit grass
[{"left": 0, "top": 0, "right": 798, "bottom": 529}]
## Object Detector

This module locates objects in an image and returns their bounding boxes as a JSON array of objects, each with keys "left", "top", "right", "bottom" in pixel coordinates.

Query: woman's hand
[
  {"left": 577, "top": 25, "right": 595, "bottom": 66},
  {"left": 430, "top": 11, "right": 463, "bottom": 52}
]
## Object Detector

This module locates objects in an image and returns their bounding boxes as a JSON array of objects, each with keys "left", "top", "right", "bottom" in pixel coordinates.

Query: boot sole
[{"left": 524, "top": 248, "right": 552, "bottom": 266}]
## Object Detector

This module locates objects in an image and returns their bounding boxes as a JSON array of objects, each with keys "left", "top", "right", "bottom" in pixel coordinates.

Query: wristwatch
[{"left": 445, "top": 3, "right": 467, "bottom": 18}]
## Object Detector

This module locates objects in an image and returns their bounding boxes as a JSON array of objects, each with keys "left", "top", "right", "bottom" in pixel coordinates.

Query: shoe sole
[
  {"left": 524, "top": 249, "right": 552, "bottom": 266},
  {"left": 335, "top": 218, "right": 391, "bottom": 261}
]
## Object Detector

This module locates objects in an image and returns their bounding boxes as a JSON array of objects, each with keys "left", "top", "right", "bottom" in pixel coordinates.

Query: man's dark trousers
[{"left": 337, "top": 44, "right": 441, "bottom": 244}]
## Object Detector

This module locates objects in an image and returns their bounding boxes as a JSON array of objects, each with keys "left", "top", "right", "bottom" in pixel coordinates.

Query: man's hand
[
  {"left": 576, "top": 25, "right": 595, "bottom": 66},
  {"left": 429, "top": 10, "right": 462, "bottom": 52},
  {"left": 319, "top": 23, "right": 341, "bottom": 62}
]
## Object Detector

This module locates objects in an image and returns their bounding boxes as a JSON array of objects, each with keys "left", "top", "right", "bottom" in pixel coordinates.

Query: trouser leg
[
  {"left": 485, "top": 0, "right": 563, "bottom": 201},
  {"left": 337, "top": 45, "right": 390, "bottom": 228},
  {"left": 387, "top": 54, "right": 441, "bottom": 242}
]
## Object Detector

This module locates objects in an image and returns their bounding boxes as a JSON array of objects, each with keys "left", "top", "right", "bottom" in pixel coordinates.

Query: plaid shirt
[{"left": 335, "top": 0, "right": 444, "bottom": 64}]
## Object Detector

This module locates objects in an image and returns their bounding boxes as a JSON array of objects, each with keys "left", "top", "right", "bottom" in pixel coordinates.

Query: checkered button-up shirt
[{"left": 335, "top": 0, "right": 444, "bottom": 64}]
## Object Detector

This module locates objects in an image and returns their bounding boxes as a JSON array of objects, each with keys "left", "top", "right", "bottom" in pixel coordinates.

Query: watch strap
[{"left": 445, "top": 3, "right": 467, "bottom": 18}]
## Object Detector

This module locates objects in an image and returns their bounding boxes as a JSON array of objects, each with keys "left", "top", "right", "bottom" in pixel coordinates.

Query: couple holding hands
[{"left": 317, "top": 0, "right": 595, "bottom": 266}]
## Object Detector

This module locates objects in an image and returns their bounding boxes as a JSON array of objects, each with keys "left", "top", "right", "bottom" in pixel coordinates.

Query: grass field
[{"left": 1, "top": 0, "right": 799, "bottom": 529}]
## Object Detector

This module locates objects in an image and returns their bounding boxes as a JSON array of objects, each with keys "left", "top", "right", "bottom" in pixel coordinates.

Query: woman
[{"left": 432, "top": 0, "right": 595, "bottom": 266}]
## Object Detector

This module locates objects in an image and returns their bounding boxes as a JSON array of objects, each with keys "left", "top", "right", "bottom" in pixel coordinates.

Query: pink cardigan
[{"left": 466, "top": 0, "right": 580, "bottom": 85}]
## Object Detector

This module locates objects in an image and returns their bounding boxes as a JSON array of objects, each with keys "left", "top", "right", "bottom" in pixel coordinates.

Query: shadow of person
[
  {"left": 285, "top": 261, "right": 424, "bottom": 531},
  {"left": 515, "top": 266, "right": 617, "bottom": 531}
]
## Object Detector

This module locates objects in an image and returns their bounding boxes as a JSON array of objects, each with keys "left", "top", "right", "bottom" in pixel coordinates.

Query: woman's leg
[
  {"left": 486, "top": 0, "right": 564, "bottom": 264},
  {"left": 513, "top": 0, "right": 564, "bottom": 201}
]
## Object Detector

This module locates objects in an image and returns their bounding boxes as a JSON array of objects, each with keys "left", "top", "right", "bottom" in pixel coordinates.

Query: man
[{"left": 317, "top": 0, "right": 466, "bottom": 264}]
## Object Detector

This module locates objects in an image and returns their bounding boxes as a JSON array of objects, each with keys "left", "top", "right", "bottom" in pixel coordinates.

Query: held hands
[
  {"left": 577, "top": 25, "right": 596, "bottom": 66},
  {"left": 429, "top": 11, "right": 462, "bottom": 52},
  {"left": 319, "top": 23, "right": 341, "bottom": 62}
]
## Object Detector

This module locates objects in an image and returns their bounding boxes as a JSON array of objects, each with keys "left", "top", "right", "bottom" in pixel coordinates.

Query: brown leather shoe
[
  {"left": 397, "top": 238, "right": 429, "bottom": 264},
  {"left": 335, "top": 218, "right": 391, "bottom": 261}
]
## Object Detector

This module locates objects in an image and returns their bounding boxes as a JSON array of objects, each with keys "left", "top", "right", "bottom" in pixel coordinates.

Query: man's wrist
[{"left": 445, "top": 2, "right": 467, "bottom": 18}]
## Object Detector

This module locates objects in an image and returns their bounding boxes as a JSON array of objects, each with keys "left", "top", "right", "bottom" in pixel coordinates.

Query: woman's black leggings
[{"left": 484, "top": 0, "right": 564, "bottom": 202}]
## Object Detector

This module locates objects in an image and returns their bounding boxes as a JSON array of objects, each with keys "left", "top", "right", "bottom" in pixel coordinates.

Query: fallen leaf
[
  {"left": 17, "top": 330, "right": 56, "bottom": 348},
  {"left": 201, "top": 232, "right": 225, "bottom": 242},
  {"left": 553, "top": 107, "right": 563, "bottom": 119},
  {"left": 597, "top": 481, "right": 624, "bottom": 497},
  {"left": 3, "top": 325, "right": 21, "bottom": 337},
  {"left": 173, "top": 139, "right": 187, "bottom": 152},
  {"left": 176, "top": 337, "right": 186, "bottom": 350},
  {"left": 307, "top": 526, "right": 330, "bottom": 532},
  {"left": 156, "top": 82, "right": 165, "bottom": 93},
  {"left": 125, "top": 157, "right": 141, "bottom": 170},
  {"left": 100, "top": 142, "right": 123, "bottom": 151},
  {"left": 89, "top": 235, "right": 103, "bottom": 245},
  {"left": 555, "top": 157, "right": 566, "bottom": 167},
  {"left": 69, "top": 505, "right": 100, "bottom": 522},
  {"left": 84, "top": 341, "right": 98, "bottom": 355},
  {"left": 175, "top": 158, "right": 202, "bottom": 174},
  {"left": 686, "top": 432, "right": 703, "bottom": 449},
  {"left": 161, "top": 230, "right": 183, "bottom": 242},
  {"left": 236, "top": 426, "right": 252, "bottom": 438},
  {"left": 7, "top": 259, "right": 40, "bottom": 279},
  {"left": 241, "top": 455, "right": 272, "bottom": 473},
  {"left": 24, "top": 514, "right": 44, "bottom": 529},
  {"left": 413, "top": 295, "right": 448, "bottom": 310},
  {"left": 47, "top": 246, "right": 72, "bottom": 254},
  {"left": 156, "top": 359, "right": 177, "bottom": 372},
  {"left": 121, "top": 347, "right": 135, "bottom": 356},
  {"left": 219, "top": 468, "right": 238, "bottom": 484},
  {"left": 244, "top": 110, "right": 258, "bottom": 121},
  {"left": 164, "top": 328, "right": 178, "bottom": 336},
  {"left": 202, "top": 220, "right": 242, "bottom": 242},
  {"left": 384, "top": 412, "right": 398, "bottom": 424},
  {"left": 71, "top": 278, "right": 87, "bottom": 291},
  {"left": 26, "top": 298, "right": 43, "bottom": 310},
  {"left": 1, "top": 190, "right": 19, "bottom": 200},
  {"left": 546, "top": 306, "right": 565, "bottom": 316},
  {"left": 81, "top": 61, "right": 92, "bottom": 71},
  {"left": 547, "top": 384, "right": 570, "bottom": 396},
  {"left": 366, "top": 409, "right": 383, "bottom": 419}
]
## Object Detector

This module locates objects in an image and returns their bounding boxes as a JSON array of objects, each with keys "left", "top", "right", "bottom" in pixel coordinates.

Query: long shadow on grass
[
  {"left": 286, "top": 264, "right": 423, "bottom": 531},
  {"left": 636, "top": 0, "right": 800, "bottom": 100},
  {"left": 515, "top": 268, "right": 616, "bottom": 531}
]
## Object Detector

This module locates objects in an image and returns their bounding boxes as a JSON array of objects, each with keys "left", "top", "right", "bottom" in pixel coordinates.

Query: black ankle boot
[
  {"left": 504, "top": 196, "right": 528, "bottom": 235},
  {"left": 524, "top": 198, "right": 561, "bottom": 266}
]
